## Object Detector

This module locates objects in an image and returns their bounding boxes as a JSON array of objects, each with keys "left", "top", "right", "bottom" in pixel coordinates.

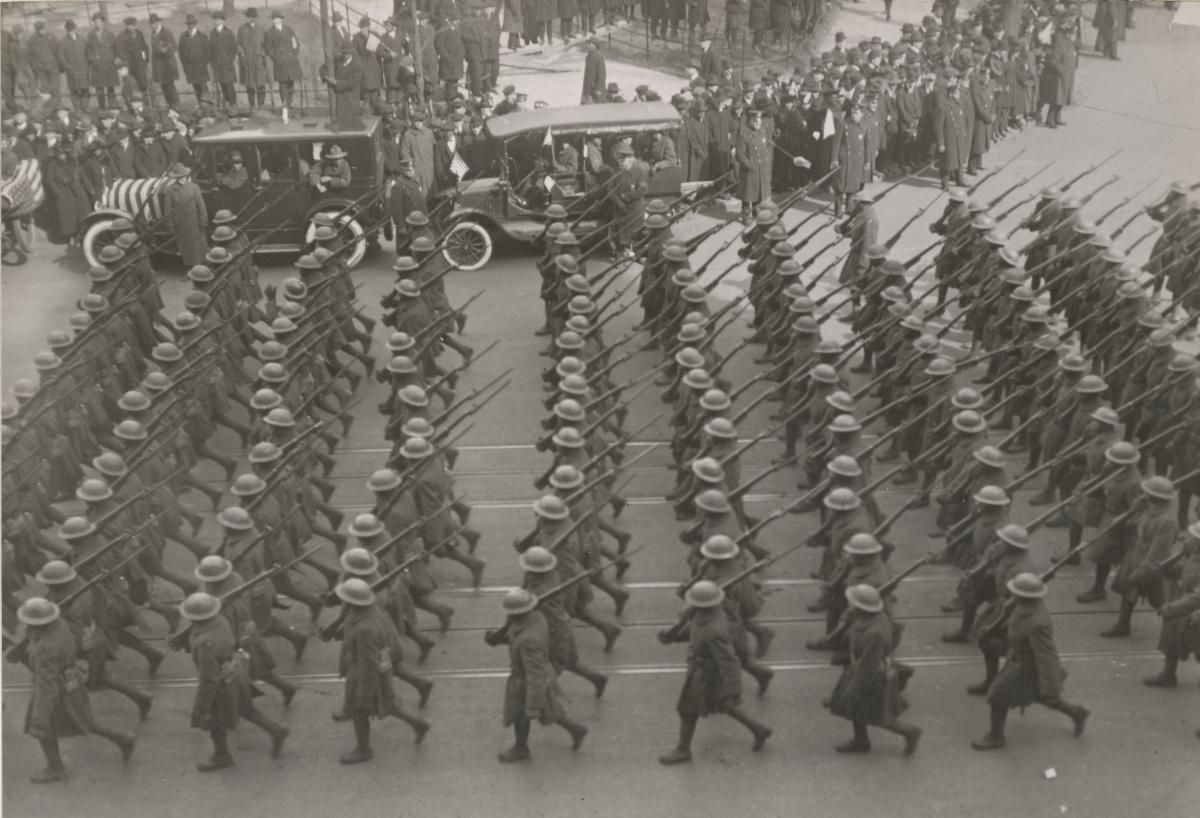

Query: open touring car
[{"left": 440, "top": 102, "right": 701, "bottom": 271}]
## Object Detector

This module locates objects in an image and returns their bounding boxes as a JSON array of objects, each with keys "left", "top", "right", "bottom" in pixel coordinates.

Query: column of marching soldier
[
  {"left": 4, "top": 159, "right": 1200, "bottom": 782},
  {"left": 1, "top": 196, "right": 503, "bottom": 779}
]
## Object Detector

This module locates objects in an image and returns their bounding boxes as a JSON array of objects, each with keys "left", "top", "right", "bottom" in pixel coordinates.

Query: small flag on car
[
  {"left": 543, "top": 126, "right": 553, "bottom": 148},
  {"left": 450, "top": 152, "right": 468, "bottom": 179},
  {"left": 543, "top": 175, "right": 558, "bottom": 192}
]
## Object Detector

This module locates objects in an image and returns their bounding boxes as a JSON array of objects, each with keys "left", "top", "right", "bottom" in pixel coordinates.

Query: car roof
[
  {"left": 485, "top": 102, "right": 681, "bottom": 139},
  {"left": 192, "top": 114, "right": 382, "bottom": 145}
]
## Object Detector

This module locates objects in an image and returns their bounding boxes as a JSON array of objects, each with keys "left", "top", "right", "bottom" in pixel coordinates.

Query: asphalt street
[{"left": 3, "top": 5, "right": 1200, "bottom": 818}]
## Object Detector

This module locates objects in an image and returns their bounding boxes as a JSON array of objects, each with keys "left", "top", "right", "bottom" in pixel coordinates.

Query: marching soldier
[
  {"left": 971, "top": 573, "right": 1090, "bottom": 750},
  {"left": 14, "top": 597, "right": 136, "bottom": 784},
  {"left": 179, "top": 592, "right": 288, "bottom": 771},
  {"left": 491, "top": 587, "right": 589, "bottom": 762},
  {"left": 828, "top": 584, "right": 922, "bottom": 755},
  {"left": 657, "top": 580, "right": 772, "bottom": 763}
]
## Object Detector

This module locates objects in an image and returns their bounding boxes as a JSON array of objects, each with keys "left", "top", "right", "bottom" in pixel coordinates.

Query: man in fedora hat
[
  {"left": 149, "top": 13, "right": 181, "bottom": 107},
  {"left": 86, "top": 12, "right": 119, "bottom": 110},
  {"left": 179, "top": 14, "right": 211, "bottom": 104},
  {"left": 264, "top": 10, "right": 303, "bottom": 108},
  {"left": 17, "top": 597, "right": 137, "bottom": 783},
  {"left": 115, "top": 16, "right": 150, "bottom": 94},
  {"left": 237, "top": 9, "right": 268, "bottom": 109},
  {"left": 322, "top": 41, "right": 363, "bottom": 120},
  {"left": 209, "top": 12, "right": 239, "bottom": 107}
]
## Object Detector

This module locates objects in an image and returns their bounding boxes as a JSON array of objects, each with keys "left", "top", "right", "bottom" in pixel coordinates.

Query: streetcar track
[{"left": 0, "top": 650, "right": 1160, "bottom": 693}]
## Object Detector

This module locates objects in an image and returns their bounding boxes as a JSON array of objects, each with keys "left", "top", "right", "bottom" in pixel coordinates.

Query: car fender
[
  {"left": 446, "top": 208, "right": 512, "bottom": 241},
  {"left": 303, "top": 199, "right": 358, "bottom": 223},
  {"left": 80, "top": 208, "right": 135, "bottom": 231}
]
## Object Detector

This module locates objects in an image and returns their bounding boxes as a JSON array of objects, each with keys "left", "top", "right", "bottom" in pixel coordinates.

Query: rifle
[
  {"left": 168, "top": 544, "right": 322, "bottom": 651},
  {"left": 884, "top": 192, "right": 943, "bottom": 249},
  {"left": 821, "top": 551, "right": 940, "bottom": 644},
  {"left": 7, "top": 540, "right": 153, "bottom": 664},
  {"left": 1060, "top": 148, "right": 1122, "bottom": 194},
  {"left": 319, "top": 526, "right": 459, "bottom": 645},
  {"left": 534, "top": 414, "right": 663, "bottom": 490},
  {"left": 486, "top": 546, "right": 648, "bottom": 646},
  {"left": 71, "top": 511, "right": 166, "bottom": 572},
  {"left": 222, "top": 507, "right": 303, "bottom": 562}
]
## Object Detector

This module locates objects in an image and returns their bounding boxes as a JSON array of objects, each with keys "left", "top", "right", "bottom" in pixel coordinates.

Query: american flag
[
  {"left": 450, "top": 152, "right": 469, "bottom": 179},
  {"left": 0, "top": 158, "right": 44, "bottom": 218}
]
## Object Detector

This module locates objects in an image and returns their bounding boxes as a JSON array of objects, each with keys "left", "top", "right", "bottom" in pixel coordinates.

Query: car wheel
[
  {"left": 81, "top": 217, "right": 119, "bottom": 268},
  {"left": 443, "top": 220, "right": 493, "bottom": 271},
  {"left": 306, "top": 211, "right": 367, "bottom": 269}
]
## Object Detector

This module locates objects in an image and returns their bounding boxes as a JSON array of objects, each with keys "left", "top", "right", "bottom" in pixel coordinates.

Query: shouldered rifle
[
  {"left": 535, "top": 415, "right": 663, "bottom": 490},
  {"left": 72, "top": 511, "right": 167, "bottom": 572},
  {"left": 997, "top": 189, "right": 1044, "bottom": 224},
  {"left": 968, "top": 149, "right": 1027, "bottom": 196},
  {"left": 224, "top": 507, "right": 303, "bottom": 562},
  {"left": 8, "top": 539, "right": 155, "bottom": 664},
  {"left": 426, "top": 370, "right": 511, "bottom": 429},
  {"left": 822, "top": 551, "right": 940, "bottom": 644},
  {"left": 487, "top": 545, "right": 649, "bottom": 646},
  {"left": 708, "top": 334, "right": 751, "bottom": 378},
  {"left": 326, "top": 525, "right": 460, "bottom": 640},
  {"left": 370, "top": 496, "right": 460, "bottom": 557},
  {"left": 581, "top": 365, "right": 663, "bottom": 414},
  {"left": 168, "top": 544, "right": 323, "bottom": 650},
  {"left": 1060, "top": 148, "right": 1122, "bottom": 195},
  {"left": 426, "top": 339, "right": 499, "bottom": 394},
  {"left": 180, "top": 305, "right": 251, "bottom": 356},
  {"left": 666, "top": 532, "right": 830, "bottom": 642},
  {"left": 987, "top": 162, "right": 1054, "bottom": 211},
  {"left": 694, "top": 226, "right": 746, "bottom": 276},
  {"left": 884, "top": 192, "right": 944, "bottom": 250}
]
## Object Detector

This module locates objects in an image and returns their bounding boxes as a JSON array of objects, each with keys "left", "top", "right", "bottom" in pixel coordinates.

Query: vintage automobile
[
  {"left": 441, "top": 102, "right": 697, "bottom": 271},
  {"left": 80, "top": 113, "right": 387, "bottom": 269}
]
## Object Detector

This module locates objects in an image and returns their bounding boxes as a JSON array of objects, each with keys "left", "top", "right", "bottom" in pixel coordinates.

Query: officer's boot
[
  {"left": 414, "top": 594, "right": 455, "bottom": 634},
  {"left": 966, "top": 650, "right": 1000, "bottom": 696},
  {"left": 394, "top": 664, "right": 435, "bottom": 708},
  {"left": 1100, "top": 596, "right": 1134, "bottom": 638},
  {"left": 659, "top": 714, "right": 698, "bottom": 764},
  {"left": 261, "top": 670, "right": 299, "bottom": 707},
  {"left": 112, "top": 626, "right": 163, "bottom": 672},
  {"left": 498, "top": 719, "right": 532, "bottom": 763},
  {"left": 340, "top": 717, "right": 374, "bottom": 765},
  {"left": 101, "top": 672, "right": 154, "bottom": 719},
  {"left": 725, "top": 705, "right": 773, "bottom": 750}
]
